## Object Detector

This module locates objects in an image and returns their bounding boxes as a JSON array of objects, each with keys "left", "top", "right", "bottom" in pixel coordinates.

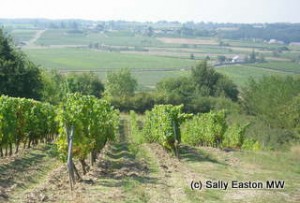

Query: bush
[
  {"left": 143, "top": 105, "right": 190, "bottom": 155},
  {"left": 65, "top": 72, "right": 104, "bottom": 98},
  {"left": 244, "top": 118, "right": 298, "bottom": 150},
  {"left": 110, "top": 92, "right": 155, "bottom": 113},
  {"left": 242, "top": 76, "right": 300, "bottom": 150},
  {"left": 242, "top": 139, "right": 261, "bottom": 151},
  {"left": 181, "top": 110, "right": 227, "bottom": 147},
  {"left": 222, "top": 124, "right": 249, "bottom": 149}
]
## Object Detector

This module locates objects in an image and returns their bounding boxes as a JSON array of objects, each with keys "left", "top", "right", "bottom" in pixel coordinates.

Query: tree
[
  {"left": 41, "top": 71, "right": 104, "bottom": 104},
  {"left": 205, "top": 56, "right": 211, "bottom": 60},
  {"left": 71, "top": 21, "right": 79, "bottom": 30},
  {"left": 191, "top": 60, "right": 220, "bottom": 96},
  {"left": 155, "top": 61, "right": 239, "bottom": 113},
  {"left": 190, "top": 53, "right": 195, "bottom": 60},
  {"left": 279, "top": 95, "right": 300, "bottom": 134},
  {"left": 0, "top": 30, "right": 16, "bottom": 61},
  {"left": 146, "top": 26, "right": 154, "bottom": 37},
  {"left": 66, "top": 72, "right": 104, "bottom": 98},
  {"left": 105, "top": 68, "right": 137, "bottom": 99},
  {"left": 41, "top": 70, "right": 68, "bottom": 104},
  {"left": 156, "top": 76, "right": 195, "bottom": 103},
  {"left": 0, "top": 29, "right": 43, "bottom": 100},
  {"left": 249, "top": 49, "right": 257, "bottom": 63},
  {"left": 217, "top": 55, "right": 226, "bottom": 64},
  {"left": 241, "top": 76, "right": 300, "bottom": 148},
  {"left": 242, "top": 76, "right": 300, "bottom": 127},
  {"left": 191, "top": 60, "right": 238, "bottom": 100},
  {"left": 215, "top": 76, "right": 239, "bottom": 101}
]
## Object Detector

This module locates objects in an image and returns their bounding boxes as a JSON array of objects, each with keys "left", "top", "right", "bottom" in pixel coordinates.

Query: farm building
[
  {"left": 269, "top": 39, "right": 284, "bottom": 44},
  {"left": 231, "top": 55, "right": 244, "bottom": 63}
]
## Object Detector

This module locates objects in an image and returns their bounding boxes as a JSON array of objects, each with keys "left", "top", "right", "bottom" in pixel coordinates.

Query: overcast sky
[{"left": 1, "top": 0, "right": 300, "bottom": 23}]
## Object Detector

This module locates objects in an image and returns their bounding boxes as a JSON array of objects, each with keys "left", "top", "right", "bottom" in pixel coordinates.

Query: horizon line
[{"left": 1, "top": 17, "right": 300, "bottom": 25}]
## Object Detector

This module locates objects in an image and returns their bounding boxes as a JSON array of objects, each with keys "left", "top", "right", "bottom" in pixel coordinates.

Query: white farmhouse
[{"left": 232, "top": 55, "right": 240, "bottom": 63}]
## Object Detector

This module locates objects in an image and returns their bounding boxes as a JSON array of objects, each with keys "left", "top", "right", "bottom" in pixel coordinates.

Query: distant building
[
  {"left": 87, "top": 23, "right": 105, "bottom": 32},
  {"left": 214, "top": 55, "right": 244, "bottom": 66},
  {"left": 231, "top": 55, "right": 243, "bottom": 63},
  {"left": 269, "top": 39, "right": 284, "bottom": 44}
]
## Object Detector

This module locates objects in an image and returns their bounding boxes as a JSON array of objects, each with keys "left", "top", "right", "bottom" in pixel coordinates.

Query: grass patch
[
  {"left": 216, "top": 64, "right": 295, "bottom": 87},
  {"left": 36, "top": 29, "right": 163, "bottom": 47},
  {"left": 181, "top": 146, "right": 300, "bottom": 203},
  {"left": 10, "top": 29, "right": 38, "bottom": 42},
  {"left": 252, "top": 61, "right": 300, "bottom": 73},
  {"left": 122, "top": 177, "right": 150, "bottom": 203},
  {"left": 0, "top": 144, "right": 61, "bottom": 201},
  {"left": 24, "top": 48, "right": 195, "bottom": 70}
]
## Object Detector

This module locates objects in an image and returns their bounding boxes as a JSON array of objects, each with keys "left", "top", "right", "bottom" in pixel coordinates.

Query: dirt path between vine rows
[
  {"left": 2, "top": 117, "right": 298, "bottom": 202},
  {"left": 0, "top": 145, "right": 61, "bottom": 202},
  {"left": 5, "top": 118, "right": 202, "bottom": 202},
  {"left": 6, "top": 118, "right": 152, "bottom": 202},
  {"left": 139, "top": 143, "right": 197, "bottom": 203}
]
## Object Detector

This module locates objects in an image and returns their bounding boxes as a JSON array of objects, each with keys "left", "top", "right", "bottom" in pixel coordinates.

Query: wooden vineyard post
[
  {"left": 172, "top": 121, "right": 179, "bottom": 159},
  {"left": 90, "top": 150, "right": 95, "bottom": 167},
  {"left": 67, "top": 126, "right": 75, "bottom": 191}
]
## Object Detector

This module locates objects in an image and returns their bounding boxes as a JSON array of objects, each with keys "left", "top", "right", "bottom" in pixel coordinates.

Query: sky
[{"left": 1, "top": 0, "right": 300, "bottom": 23}]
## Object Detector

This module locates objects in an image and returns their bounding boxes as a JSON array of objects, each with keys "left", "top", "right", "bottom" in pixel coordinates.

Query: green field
[
  {"left": 223, "top": 39, "right": 285, "bottom": 49},
  {"left": 24, "top": 47, "right": 195, "bottom": 88},
  {"left": 24, "top": 48, "right": 196, "bottom": 70},
  {"left": 216, "top": 64, "right": 297, "bottom": 87},
  {"left": 36, "top": 29, "right": 164, "bottom": 47},
  {"left": 7, "top": 29, "right": 38, "bottom": 43},
  {"left": 12, "top": 27, "right": 299, "bottom": 88},
  {"left": 252, "top": 61, "right": 300, "bottom": 73},
  {"left": 24, "top": 47, "right": 300, "bottom": 88}
]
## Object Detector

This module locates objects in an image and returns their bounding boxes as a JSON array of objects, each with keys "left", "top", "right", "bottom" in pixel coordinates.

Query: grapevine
[
  {"left": 56, "top": 93, "right": 119, "bottom": 175},
  {"left": 143, "top": 104, "right": 191, "bottom": 157},
  {"left": 0, "top": 96, "right": 56, "bottom": 156}
]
